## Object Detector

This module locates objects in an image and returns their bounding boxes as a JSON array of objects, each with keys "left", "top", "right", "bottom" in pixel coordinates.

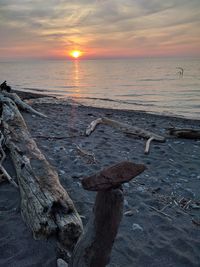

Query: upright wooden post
[{"left": 70, "top": 161, "right": 146, "bottom": 267}]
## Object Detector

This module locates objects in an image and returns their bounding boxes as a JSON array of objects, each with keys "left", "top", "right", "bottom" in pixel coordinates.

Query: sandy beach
[{"left": 0, "top": 91, "right": 200, "bottom": 267}]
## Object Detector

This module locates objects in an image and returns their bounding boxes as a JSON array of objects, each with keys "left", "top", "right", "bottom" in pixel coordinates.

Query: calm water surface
[{"left": 0, "top": 58, "right": 200, "bottom": 119}]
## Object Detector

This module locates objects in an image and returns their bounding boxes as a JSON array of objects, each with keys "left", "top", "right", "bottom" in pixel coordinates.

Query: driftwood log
[
  {"left": 70, "top": 161, "right": 146, "bottom": 267},
  {"left": 169, "top": 128, "right": 200, "bottom": 139},
  {"left": 86, "top": 117, "right": 165, "bottom": 154},
  {"left": 0, "top": 91, "right": 47, "bottom": 118},
  {"left": 0, "top": 81, "right": 46, "bottom": 118},
  {"left": 0, "top": 95, "right": 83, "bottom": 251}
]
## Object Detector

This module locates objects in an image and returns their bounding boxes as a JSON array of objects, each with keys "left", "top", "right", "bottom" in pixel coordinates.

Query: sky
[{"left": 0, "top": 0, "right": 200, "bottom": 60}]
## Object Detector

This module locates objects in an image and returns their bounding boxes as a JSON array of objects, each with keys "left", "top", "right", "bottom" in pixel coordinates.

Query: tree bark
[{"left": 1, "top": 97, "right": 83, "bottom": 251}]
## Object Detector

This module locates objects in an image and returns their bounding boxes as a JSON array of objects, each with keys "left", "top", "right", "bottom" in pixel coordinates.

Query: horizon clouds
[{"left": 0, "top": 0, "right": 200, "bottom": 59}]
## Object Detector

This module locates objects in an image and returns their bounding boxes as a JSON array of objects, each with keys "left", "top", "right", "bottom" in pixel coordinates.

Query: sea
[{"left": 0, "top": 57, "right": 200, "bottom": 120}]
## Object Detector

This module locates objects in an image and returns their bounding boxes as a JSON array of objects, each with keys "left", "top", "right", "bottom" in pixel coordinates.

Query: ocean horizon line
[{"left": 1, "top": 55, "right": 200, "bottom": 63}]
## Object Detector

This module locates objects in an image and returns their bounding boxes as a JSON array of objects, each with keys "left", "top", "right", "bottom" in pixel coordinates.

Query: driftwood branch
[
  {"left": 0, "top": 131, "right": 18, "bottom": 188},
  {"left": 85, "top": 118, "right": 103, "bottom": 136},
  {"left": 70, "top": 161, "right": 146, "bottom": 267},
  {"left": 1, "top": 97, "right": 83, "bottom": 251},
  {"left": 74, "top": 143, "right": 97, "bottom": 164},
  {"left": 168, "top": 127, "right": 200, "bottom": 139},
  {"left": 144, "top": 136, "right": 155, "bottom": 154},
  {"left": 0, "top": 91, "right": 47, "bottom": 118},
  {"left": 86, "top": 117, "right": 165, "bottom": 154}
]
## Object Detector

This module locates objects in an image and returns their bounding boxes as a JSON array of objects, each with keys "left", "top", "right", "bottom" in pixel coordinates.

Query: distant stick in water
[{"left": 176, "top": 67, "right": 184, "bottom": 77}]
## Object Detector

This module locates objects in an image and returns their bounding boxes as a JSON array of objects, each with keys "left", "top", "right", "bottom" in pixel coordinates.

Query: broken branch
[{"left": 86, "top": 117, "right": 165, "bottom": 154}]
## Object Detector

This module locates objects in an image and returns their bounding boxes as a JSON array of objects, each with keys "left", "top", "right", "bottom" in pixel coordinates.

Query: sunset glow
[
  {"left": 70, "top": 50, "right": 82, "bottom": 59},
  {"left": 0, "top": 1, "right": 200, "bottom": 60}
]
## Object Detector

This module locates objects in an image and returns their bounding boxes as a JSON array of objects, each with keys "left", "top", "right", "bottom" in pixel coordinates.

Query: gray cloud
[{"left": 0, "top": 0, "right": 200, "bottom": 58}]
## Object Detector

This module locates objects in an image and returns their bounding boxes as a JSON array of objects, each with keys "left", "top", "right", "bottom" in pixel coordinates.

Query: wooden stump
[{"left": 70, "top": 161, "right": 146, "bottom": 267}]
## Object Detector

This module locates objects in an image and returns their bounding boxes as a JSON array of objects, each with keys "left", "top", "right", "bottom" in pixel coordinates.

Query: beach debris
[
  {"left": 70, "top": 161, "right": 146, "bottom": 267},
  {"left": 3, "top": 91, "right": 47, "bottom": 118},
  {"left": 85, "top": 117, "right": 165, "bottom": 154},
  {"left": 82, "top": 161, "right": 146, "bottom": 191},
  {"left": 0, "top": 81, "right": 11, "bottom": 92},
  {"left": 179, "top": 198, "right": 195, "bottom": 210},
  {"left": 0, "top": 93, "right": 83, "bottom": 252},
  {"left": 0, "top": 82, "right": 47, "bottom": 118},
  {"left": 85, "top": 117, "right": 102, "bottom": 136},
  {"left": 132, "top": 223, "right": 144, "bottom": 231},
  {"left": 0, "top": 131, "right": 18, "bottom": 188},
  {"left": 144, "top": 136, "right": 155, "bottom": 154},
  {"left": 168, "top": 127, "right": 200, "bottom": 139},
  {"left": 74, "top": 143, "right": 97, "bottom": 164},
  {"left": 176, "top": 67, "right": 184, "bottom": 76},
  {"left": 33, "top": 134, "right": 83, "bottom": 140},
  {"left": 124, "top": 210, "right": 134, "bottom": 216},
  {"left": 149, "top": 205, "right": 173, "bottom": 221},
  {"left": 124, "top": 208, "right": 139, "bottom": 216}
]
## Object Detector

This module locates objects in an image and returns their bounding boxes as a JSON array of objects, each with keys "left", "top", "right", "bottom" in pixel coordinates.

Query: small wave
[
  {"left": 72, "top": 96, "right": 118, "bottom": 102},
  {"left": 116, "top": 93, "right": 158, "bottom": 97},
  {"left": 72, "top": 96, "right": 156, "bottom": 107},
  {"left": 21, "top": 87, "right": 78, "bottom": 94},
  {"left": 53, "top": 85, "right": 78, "bottom": 89},
  {"left": 22, "top": 87, "right": 48, "bottom": 92},
  {"left": 119, "top": 84, "right": 135, "bottom": 87},
  {"left": 55, "top": 85, "right": 91, "bottom": 88},
  {"left": 116, "top": 94, "right": 143, "bottom": 97},
  {"left": 138, "top": 78, "right": 175, "bottom": 82}
]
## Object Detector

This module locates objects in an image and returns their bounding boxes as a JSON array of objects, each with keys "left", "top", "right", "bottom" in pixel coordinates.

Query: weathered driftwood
[
  {"left": 169, "top": 128, "right": 200, "bottom": 139},
  {"left": 70, "top": 161, "right": 146, "bottom": 267},
  {"left": 71, "top": 189, "right": 124, "bottom": 267},
  {"left": 0, "top": 91, "right": 47, "bottom": 118},
  {"left": 0, "top": 81, "right": 11, "bottom": 92},
  {"left": 82, "top": 161, "right": 146, "bottom": 191},
  {"left": 86, "top": 117, "right": 165, "bottom": 154},
  {"left": 1, "top": 97, "right": 83, "bottom": 251},
  {"left": 74, "top": 144, "right": 97, "bottom": 164},
  {"left": 0, "top": 130, "right": 18, "bottom": 188}
]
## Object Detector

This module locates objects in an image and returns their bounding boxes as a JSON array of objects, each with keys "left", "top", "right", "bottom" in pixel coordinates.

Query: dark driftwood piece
[
  {"left": 169, "top": 128, "right": 200, "bottom": 139},
  {"left": 82, "top": 161, "right": 146, "bottom": 191},
  {"left": 85, "top": 117, "right": 165, "bottom": 154},
  {"left": 70, "top": 161, "right": 146, "bottom": 267},
  {"left": 1, "top": 97, "right": 83, "bottom": 251},
  {"left": 0, "top": 81, "right": 11, "bottom": 92}
]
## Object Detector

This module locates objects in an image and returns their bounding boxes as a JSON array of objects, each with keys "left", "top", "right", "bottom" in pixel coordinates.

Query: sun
[{"left": 70, "top": 50, "right": 82, "bottom": 59}]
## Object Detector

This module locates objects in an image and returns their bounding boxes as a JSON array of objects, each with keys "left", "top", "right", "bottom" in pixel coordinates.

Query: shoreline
[
  {"left": 1, "top": 89, "right": 200, "bottom": 266},
  {"left": 15, "top": 89, "right": 200, "bottom": 123}
]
